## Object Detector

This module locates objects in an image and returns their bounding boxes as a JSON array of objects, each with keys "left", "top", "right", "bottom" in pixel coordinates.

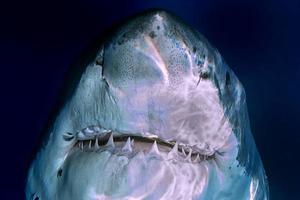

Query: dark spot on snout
[
  {"left": 197, "top": 70, "right": 210, "bottom": 85},
  {"left": 200, "top": 71, "right": 210, "bottom": 79},
  {"left": 57, "top": 168, "right": 63, "bottom": 178},
  {"left": 157, "top": 25, "right": 160, "bottom": 30},
  {"left": 193, "top": 46, "right": 197, "bottom": 53},
  {"left": 149, "top": 31, "right": 156, "bottom": 38}
]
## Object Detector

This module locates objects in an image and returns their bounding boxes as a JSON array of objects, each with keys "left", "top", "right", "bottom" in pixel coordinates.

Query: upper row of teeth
[{"left": 75, "top": 133, "right": 207, "bottom": 163}]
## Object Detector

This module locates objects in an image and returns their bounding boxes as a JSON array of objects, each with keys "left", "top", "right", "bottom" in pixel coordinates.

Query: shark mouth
[
  {"left": 57, "top": 123, "right": 217, "bottom": 200},
  {"left": 65, "top": 125, "right": 214, "bottom": 164}
]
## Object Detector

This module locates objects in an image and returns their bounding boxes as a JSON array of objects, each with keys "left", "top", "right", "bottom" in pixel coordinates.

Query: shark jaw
[
  {"left": 26, "top": 10, "right": 269, "bottom": 200},
  {"left": 59, "top": 137, "right": 211, "bottom": 200},
  {"left": 55, "top": 122, "right": 238, "bottom": 200}
]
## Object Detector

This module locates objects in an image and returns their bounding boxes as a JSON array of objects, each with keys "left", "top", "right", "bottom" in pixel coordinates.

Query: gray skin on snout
[{"left": 26, "top": 10, "right": 269, "bottom": 200}]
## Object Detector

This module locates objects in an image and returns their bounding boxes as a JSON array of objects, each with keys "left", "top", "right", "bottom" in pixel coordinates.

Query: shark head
[{"left": 26, "top": 10, "right": 269, "bottom": 200}]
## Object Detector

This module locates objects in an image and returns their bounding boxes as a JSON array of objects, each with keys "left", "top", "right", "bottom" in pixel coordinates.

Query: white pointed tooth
[
  {"left": 131, "top": 139, "right": 135, "bottom": 147},
  {"left": 149, "top": 141, "right": 160, "bottom": 155},
  {"left": 185, "top": 148, "right": 192, "bottom": 162},
  {"left": 181, "top": 147, "right": 187, "bottom": 156},
  {"left": 79, "top": 141, "right": 83, "bottom": 150},
  {"left": 94, "top": 137, "right": 99, "bottom": 149},
  {"left": 122, "top": 137, "right": 132, "bottom": 152},
  {"left": 167, "top": 142, "right": 178, "bottom": 159},
  {"left": 193, "top": 154, "right": 200, "bottom": 163},
  {"left": 88, "top": 140, "right": 92, "bottom": 149},
  {"left": 106, "top": 133, "right": 115, "bottom": 148}
]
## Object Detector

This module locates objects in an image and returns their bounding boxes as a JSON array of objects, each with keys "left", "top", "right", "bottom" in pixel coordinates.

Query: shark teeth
[
  {"left": 181, "top": 148, "right": 187, "bottom": 156},
  {"left": 122, "top": 137, "right": 133, "bottom": 152},
  {"left": 72, "top": 126, "right": 210, "bottom": 162},
  {"left": 106, "top": 133, "right": 115, "bottom": 148},
  {"left": 167, "top": 142, "right": 178, "bottom": 159},
  {"left": 185, "top": 148, "right": 192, "bottom": 162},
  {"left": 75, "top": 136, "right": 207, "bottom": 163},
  {"left": 94, "top": 137, "right": 99, "bottom": 149},
  {"left": 193, "top": 154, "right": 201, "bottom": 163},
  {"left": 148, "top": 141, "right": 160, "bottom": 155},
  {"left": 88, "top": 140, "right": 92, "bottom": 149}
]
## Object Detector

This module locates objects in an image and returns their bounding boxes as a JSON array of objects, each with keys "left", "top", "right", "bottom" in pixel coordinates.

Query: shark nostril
[
  {"left": 57, "top": 168, "right": 63, "bottom": 178},
  {"left": 197, "top": 70, "right": 210, "bottom": 85},
  {"left": 200, "top": 71, "right": 209, "bottom": 79},
  {"left": 149, "top": 31, "right": 157, "bottom": 38}
]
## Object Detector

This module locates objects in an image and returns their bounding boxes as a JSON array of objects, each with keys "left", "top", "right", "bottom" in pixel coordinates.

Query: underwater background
[{"left": 0, "top": 0, "right": 299, "bottom": 199}]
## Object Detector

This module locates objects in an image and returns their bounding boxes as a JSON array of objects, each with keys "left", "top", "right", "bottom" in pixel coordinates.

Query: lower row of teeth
[{"left": 75, "top": 134, "right": 207, "bottom": 163}]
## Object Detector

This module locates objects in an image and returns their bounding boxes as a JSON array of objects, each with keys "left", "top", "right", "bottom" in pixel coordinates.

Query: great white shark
[{"left": 26, "top": 10, "right": 269, "bottom": 200}]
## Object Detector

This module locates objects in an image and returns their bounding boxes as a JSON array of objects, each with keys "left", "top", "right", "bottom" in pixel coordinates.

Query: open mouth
[{"left": 64, "top": 125, "right": 214, "bottom": 163}]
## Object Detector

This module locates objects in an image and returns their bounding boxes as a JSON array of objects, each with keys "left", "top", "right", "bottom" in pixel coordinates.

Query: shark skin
[{"left": 26, "top": 10, "right": 269, "bottom": 200}]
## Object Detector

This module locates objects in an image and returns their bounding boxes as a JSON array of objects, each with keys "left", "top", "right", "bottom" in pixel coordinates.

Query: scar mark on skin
[{"left": 144, "top": 36, "right": 169, "bottom": 85}]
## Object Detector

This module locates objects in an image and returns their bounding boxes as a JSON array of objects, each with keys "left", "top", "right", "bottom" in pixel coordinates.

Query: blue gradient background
[{"left": 1, "top": 0, "right": 299, "bottom": 199}]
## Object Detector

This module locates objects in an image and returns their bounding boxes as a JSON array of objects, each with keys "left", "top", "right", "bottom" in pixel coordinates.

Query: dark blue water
[{"left": 1, "top": 0, "right": 299, "bottom": 199}]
